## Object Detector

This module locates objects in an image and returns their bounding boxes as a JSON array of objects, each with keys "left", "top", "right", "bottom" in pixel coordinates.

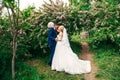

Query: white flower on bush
[
  {"left": 95, "top": 18, "right": 99, "bottom": 24},
  {"left": 117, "top": 34, "right": 120, "bottom": 37},
  {"left": 118, "top": 4, "right": 120, "bottom": 8},
  {"left": 109, "top": 34, "right": 114, "bottom": 41},
  {"left": 115, "top": 20, "right": 119, "bottom": 24},
  {"left": 97, "top": 29, "right": 100, "bottom": 32},
  {"left": 18, "top": 29, "right": 26, "bottom": 35},
  {"left": 101, "top": 22, "right": 104, "bottom": 26},
  {"left": 116, "top": 11, "right": 120, "bottom": 18}
]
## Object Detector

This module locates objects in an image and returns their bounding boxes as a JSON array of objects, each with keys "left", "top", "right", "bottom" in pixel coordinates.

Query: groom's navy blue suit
[{"left": 48, "top": 28, "right": 57, "bottom": 66}]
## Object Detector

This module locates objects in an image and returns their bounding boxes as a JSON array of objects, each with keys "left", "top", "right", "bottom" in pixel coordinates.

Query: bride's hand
[{"left": 55, "top": 38, "right": 58, "bottom": 42}]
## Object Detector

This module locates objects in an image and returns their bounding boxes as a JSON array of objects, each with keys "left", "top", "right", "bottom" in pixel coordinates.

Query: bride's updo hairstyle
[{"left": 59, "top": 26, "right": 64, "bottom": 32}]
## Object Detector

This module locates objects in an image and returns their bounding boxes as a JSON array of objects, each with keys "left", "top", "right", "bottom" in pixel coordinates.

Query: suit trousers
[{"left": 49, "top": 46, "right": 56, "bottom": 66}]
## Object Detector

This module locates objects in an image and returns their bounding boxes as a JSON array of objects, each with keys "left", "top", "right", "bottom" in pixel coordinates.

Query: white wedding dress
[{"left": 51, "top": 28, "right": 91, "bottom": 74}]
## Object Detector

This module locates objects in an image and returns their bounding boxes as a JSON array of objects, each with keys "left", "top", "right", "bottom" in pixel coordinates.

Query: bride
[{"left": 51, "top": 26, "right": 91, "bottom": 74}]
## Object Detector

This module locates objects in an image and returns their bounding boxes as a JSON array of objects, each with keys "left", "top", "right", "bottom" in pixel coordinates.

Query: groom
[{"left": 47, "top": 22, "right": 59, "bottom": 66}]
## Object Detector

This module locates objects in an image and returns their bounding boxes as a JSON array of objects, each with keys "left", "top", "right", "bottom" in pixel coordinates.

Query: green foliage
[
  {"left": 0, "top": 16, "right": 12, "bottom": 80},
  {"left": 2, "top": 0, "right": 15, "bottom": 8},
  {"left": 70, "top": 41, "right": 81, "bottom": 55},
  {"left": 105, "top": 0, "right": 120, "bottom": 5},
  {"left": 21, "top": 6, "right": 35, "bottom": 19},
  {"left": 86, "top": 1, "right": 120, "bottom": 51}
]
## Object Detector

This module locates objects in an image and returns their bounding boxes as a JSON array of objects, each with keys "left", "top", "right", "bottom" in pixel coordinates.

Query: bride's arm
[{"left": 58, "top": 32, "right": 63, "bottom": 41}]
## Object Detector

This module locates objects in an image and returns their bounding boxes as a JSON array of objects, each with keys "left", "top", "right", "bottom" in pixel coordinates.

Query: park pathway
[{"left": 79, "top": 42, "right": 98, "bottom": 80}]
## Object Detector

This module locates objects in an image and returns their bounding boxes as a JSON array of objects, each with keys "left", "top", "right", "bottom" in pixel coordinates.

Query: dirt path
[{"left": 79, "top": 42, "right": 97, "bottom": 80}]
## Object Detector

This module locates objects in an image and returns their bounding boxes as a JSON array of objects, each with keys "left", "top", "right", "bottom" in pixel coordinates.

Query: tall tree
[{"left": 2, "top": 0, "right": 20, "bottom": 80}]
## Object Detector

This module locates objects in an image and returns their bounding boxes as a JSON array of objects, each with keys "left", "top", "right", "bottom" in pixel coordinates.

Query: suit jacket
[{"left": 48, "top": 28, "right": 57, "bottom": 47}]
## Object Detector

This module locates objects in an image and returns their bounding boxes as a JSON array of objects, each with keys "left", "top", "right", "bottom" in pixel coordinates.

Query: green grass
[
  {"left": 92, "top": 45, "right": 120, "bottom": 80},
  {"left": 16, "top": 62, "right": 40, "bottom": 80}
]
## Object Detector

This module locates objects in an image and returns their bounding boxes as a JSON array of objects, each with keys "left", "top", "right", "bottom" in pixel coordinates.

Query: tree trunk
[{"left": 12, "top": 33, "right": 17, "bottom": 80}]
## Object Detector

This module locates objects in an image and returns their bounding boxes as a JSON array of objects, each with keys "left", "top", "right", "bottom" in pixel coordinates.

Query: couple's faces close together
[
  {"left": 54, "top": 25, "right": 64, "bottom": 32},
  {"left": 54, "top": 25, "right": 61, "bottom": 32}
]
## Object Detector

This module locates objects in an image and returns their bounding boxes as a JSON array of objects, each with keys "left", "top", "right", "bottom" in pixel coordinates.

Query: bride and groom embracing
[{"left": 47, "top": 22, "right": 91, "bottom": 74}]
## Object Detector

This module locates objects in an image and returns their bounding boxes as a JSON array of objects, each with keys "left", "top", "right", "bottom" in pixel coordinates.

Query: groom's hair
[{"left": 47, "top": 22, "right": 54, "bottom": 28}]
